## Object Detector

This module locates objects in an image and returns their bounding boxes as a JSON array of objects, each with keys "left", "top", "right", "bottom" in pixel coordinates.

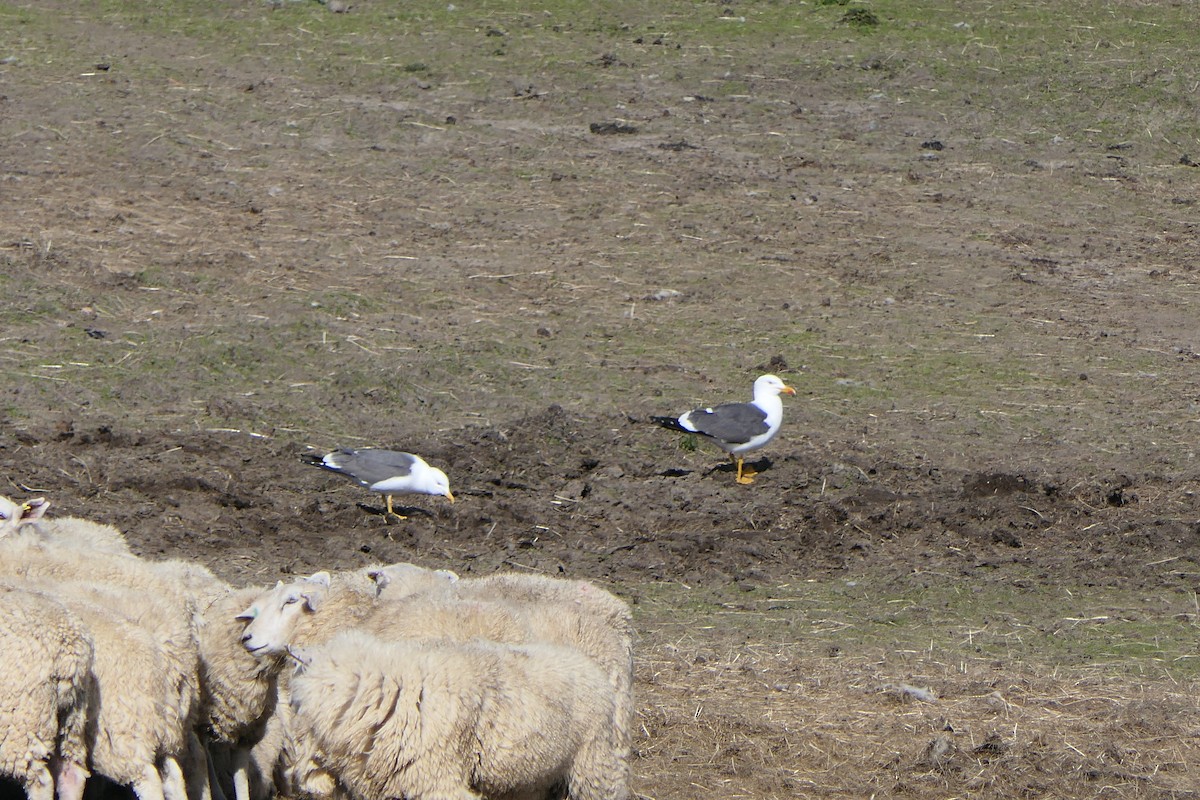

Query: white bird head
[
  {"left": 754, "top": 373, "right": 796, "bottom": 400},
  {"left": 419, "top": 466, "right": 455, "bottom": 502}
]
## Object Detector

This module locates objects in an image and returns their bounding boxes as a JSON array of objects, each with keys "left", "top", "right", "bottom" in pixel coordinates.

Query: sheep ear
[
  {"left": 235, "top": 605, "right": 258, "bottom": 622},
  {"left": 274, "top": 580, "right": 285, "bottom": 589},
  {"left": 20, "top": 498, "right": 50, "bottom": 524},
  {"left": 302, "top": 589, "right": 322, "bottom": 612},
  {"left": 310, "top": 571, "right": 332, "bottom": 587},
  {"left": 367, "top": 569, "right": 389, "bottom": 592}
]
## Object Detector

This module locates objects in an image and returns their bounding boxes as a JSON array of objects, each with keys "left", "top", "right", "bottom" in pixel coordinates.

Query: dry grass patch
[{"left": 634, "top": 631, "right": 1200, "bottom": 799}]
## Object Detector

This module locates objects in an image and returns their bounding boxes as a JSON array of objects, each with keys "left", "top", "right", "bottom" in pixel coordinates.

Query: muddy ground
[{"left": 3, "top": 1, "right": 1200, "bottom": 798}]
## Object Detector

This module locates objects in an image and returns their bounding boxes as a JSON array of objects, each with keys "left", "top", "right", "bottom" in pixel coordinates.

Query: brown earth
[{"left": 3, "top": 2, "right": 1200, "bottom": 799}]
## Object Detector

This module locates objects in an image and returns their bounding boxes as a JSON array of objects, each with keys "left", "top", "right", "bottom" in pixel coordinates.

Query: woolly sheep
[
  {"left": 371, "top": 567, "right": 631, "bottom": 643},
  {"left": 92, "top": 556, "right": 229, "bottom": 800},
  {"left": 196, "top": 586, "right": 282, "bottom": 800},
  {"left": 50, "top": 578, "right": 201, "bottom": 727},
  {"left": 237, "top": 572, "right": 534, "bottom": 656},
  {"left": 240, "top": 572, "right": 634, "bottom": 794},
  {"left": 370, "top": 566, "right": 635, "bottom": 770},
  {"left": 267, "top": 678, "right": 351, "bottom": 800},
  {"left": 44, "top": 593, "right": 191, "bottom": 800},
  {"left": 235, "top": 573, "right": 578, "bottom": 798},
  {"left": 288, "top": 629, "right": 625, "bottom": 800},
  {"left": 0, "top": 536, "right": 219, "bottom": 800},
  {"left": 309, "top": 563, "right": 456, "bottom": 602},
  {"left": 0, "top": 495, "right": 132, "bottom": 555},
  {"left": 0, "top": 581, "right": 96, "bottom": 800},
  {"left": 364, "top": 561, "right": 459, "bottom": 599}
]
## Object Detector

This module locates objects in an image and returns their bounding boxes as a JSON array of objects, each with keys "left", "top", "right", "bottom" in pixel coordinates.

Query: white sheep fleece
[
  {"left": 289, "top": 629, "right": 626, "bottom": 800},
  {"left": 196, "top": 585, "right": 282, "bottom": 800},
  {"left": 0, "top": 494, "right": 132, "bottom": 554},
  {"left": 0, "top": 581, "right": 96, "bottom": 800},
  {"left": 42, "top": 593, "right": 190, "bottom": 800},
  {"left": 364, "top": 561, "right": 459, "bottom": 599},
  {"left": 0, "top": 536, "right": 223, "bottom": 800},
  {"left": 372, "top": 567, "right": 636, "bottom": 775},
  {"left": 240, "top": 571, "right": 634, "bottom": 796},
  {"left": 239, "top": 573, "right": 535, "bottom": 655},
  {"left": 376, "top": 567, "right": 629, "bottom": 628}
]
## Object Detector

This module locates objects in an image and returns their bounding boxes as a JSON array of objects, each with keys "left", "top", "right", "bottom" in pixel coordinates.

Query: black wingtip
[
  {"left": 650, "top": 415, "right": 689, "bottom": 433},
  {"left": 299, "top": 453, "right": 325, "bottom": 466}
]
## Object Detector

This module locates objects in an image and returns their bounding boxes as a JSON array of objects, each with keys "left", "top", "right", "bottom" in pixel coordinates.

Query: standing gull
[
  {"left": 652, "top": 374, "right": 796, "bottom": 484},
  {"left": 301, "top": 448, "right": 454, "bottom": 520}
]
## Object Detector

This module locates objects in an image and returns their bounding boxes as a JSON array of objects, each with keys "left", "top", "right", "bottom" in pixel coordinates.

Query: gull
[
  {"left": 652, "top": 374, "right": 796, "bottom": 484},
  {"left": 301, "top": 448, "right": 454, "bottom": 520}
]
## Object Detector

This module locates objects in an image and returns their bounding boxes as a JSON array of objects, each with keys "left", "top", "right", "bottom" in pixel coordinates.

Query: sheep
[
  {"left": 364, "top": 561, "right": 459, "bottom": 599},
  {"left": 370, "top": 566, "right": 630, "bottom": 632},
  {"left": 0, "top": 529, "right": 148, "bottom": 587},
  {"left": 239, "top": 572, "right": 633, "bottom": 796},
  {"left": 0, "top": 581, "right": 96, "bottom": 800},
  {"left": 0, "top": 493, "right": 43, "bottom": 536},
  {"left": 288, "top": 629, "right": 625, "bottom": 800},
  {"left": 195, "top": 586, "right": 282, "bottom": 800},
  {"left": 52, "top": 578, "right": 201, "bottom": 719},
  {"left": 77, "top": 557, "right": 230, "bottom": 800},
  {"left": 369, "top": 566, "right": 635, "bottom": 771},
  {"left": 0, "top": 494, "right": 133, "bottom": 555},
  {"left": 38, "top": 592, "right": 192, "bottom": 800},
  {"left": 0, "top": 536, "right": 221, "bottom": 800},
  {"left": 235, "top": 575, "right": 541, "bottom": 798},
  {"left": 238, "top": 572, "right": 535, "bottom": 656}
]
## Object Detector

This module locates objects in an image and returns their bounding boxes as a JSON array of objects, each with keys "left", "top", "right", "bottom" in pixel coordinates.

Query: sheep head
[
  {"left": 238, "top": 571, "right": 331, "bottom": 656},
  {"left": 367, "top": 561, "right": 460, "bottom": 600},
  {"left": 0, "top": 495, "right": 49, "bottom": 537}
]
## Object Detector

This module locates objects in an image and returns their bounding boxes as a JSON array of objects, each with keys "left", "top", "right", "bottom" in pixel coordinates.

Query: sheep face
[{"left": 238, "top": 572, "right": 330, "bottom": 656}]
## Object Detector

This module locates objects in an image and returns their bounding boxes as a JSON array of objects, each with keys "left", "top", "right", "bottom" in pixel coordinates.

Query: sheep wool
[
  {"left": 365, "top": 561, "right": 459, "bottom": 599},
  {"left": 373, "top": 568, "right": 635, "bottom": 783},
  {"left": 53, "top": 596, "right": 191, "bottom": 800},
  {"left": 239, "top": 573, "right": 533, "bottom": 656},
  {"left": 196, "top": 586, "right": 282, "bottom": 800},
  {"left": 289, "top": 630, "right": 627, "bottom": 800},
  {"left": 240, "top": 572, "right": 635, "bottom": 796},
  {"left": 0, "top": 583, "right": 96, "bottom": 800},
  {"left": 0, "top": 494, "right": 132, "bottom": 554}
]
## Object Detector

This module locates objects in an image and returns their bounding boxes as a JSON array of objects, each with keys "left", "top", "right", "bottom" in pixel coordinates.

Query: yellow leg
[
  {"left": 735, "top": 457, "right": 756, "bottom": 485},
  {"left": 385, "top": 495, "right": 408, "bottom": 521}
]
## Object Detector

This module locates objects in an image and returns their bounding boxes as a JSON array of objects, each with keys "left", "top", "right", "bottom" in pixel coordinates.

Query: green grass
[
  {"left": 7, "top": 0, "right": 1192, "bottom": 167},
  {"left": 2, "top": 0, "right": 1195, "bottom": 433},
  {"left": 635, "top": 575, "right": 1200, "bottom": 680}
]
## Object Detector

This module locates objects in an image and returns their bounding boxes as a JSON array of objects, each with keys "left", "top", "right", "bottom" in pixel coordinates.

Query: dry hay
[{"left": 633, "top": 635, "right": 1200, "bottom": 799}]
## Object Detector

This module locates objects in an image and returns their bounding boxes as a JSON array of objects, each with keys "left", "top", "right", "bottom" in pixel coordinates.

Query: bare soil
[{"left": 3, "top": 2, "right": 1200, "bottom": 798}]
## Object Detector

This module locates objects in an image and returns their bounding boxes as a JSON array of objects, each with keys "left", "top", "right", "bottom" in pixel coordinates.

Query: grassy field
[{"left": 4, "top": 1, "right": 1200, "bottom": 797}]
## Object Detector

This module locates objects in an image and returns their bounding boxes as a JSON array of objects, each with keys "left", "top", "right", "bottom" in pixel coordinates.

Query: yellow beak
[
  {"left": 445, "top": 491, "right": 455, "bottom": 503},
  {"left": 782, "top": 385, "right": 796, "bottom": 396}
]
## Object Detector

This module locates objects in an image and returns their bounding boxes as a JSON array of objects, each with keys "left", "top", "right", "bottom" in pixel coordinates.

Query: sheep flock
[{"left": 0, "top": 494, "right": 634, "bottom": 800}]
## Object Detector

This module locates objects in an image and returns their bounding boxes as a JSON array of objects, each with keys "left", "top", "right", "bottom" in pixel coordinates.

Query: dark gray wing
[
  {"left": 315, "top": 448, "right": 417, "bottom": 488},
  {"left": 683, "top": 402, "right": 768, "bottom": 444}
]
